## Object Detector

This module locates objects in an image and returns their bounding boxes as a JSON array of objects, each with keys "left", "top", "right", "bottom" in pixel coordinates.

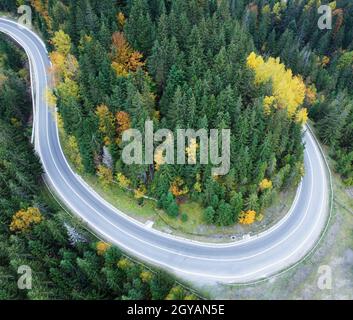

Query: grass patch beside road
[{"left": 82, "top": 174, "right": 157, "bottom": 221}]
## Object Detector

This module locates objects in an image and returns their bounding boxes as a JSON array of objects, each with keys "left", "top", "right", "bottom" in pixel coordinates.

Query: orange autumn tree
[
  {"left": 30, "top": 0, "right": 52, "bottom": 30},
  {"left": 116, "top": 111, "right": 131, "bottom": 138},
  {"left": 111, "top": 32, "right": 144, "bottom": 77}
]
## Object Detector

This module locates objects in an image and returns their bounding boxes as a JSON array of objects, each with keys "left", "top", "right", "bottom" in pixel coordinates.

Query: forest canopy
[
  {"left": 1, "top": 0, "right": 353, "bottom": 300},
  {"left": 1, "top": 0, "right": 352, "bottom": 224}
]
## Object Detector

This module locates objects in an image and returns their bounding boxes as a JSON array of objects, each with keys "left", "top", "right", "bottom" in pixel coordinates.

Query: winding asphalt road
[{"left": 0, "top": 18, "right": 331, "bottom": 284}]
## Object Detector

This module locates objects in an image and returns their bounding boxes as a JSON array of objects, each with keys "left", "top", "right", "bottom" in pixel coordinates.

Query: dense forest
[
  {"left": 0, "top": 2, "right": 352, "bottom": 223},
  {"left": 1, "top": 0, "right": 352, "bottom": 300},
  {"left": 3, "top": 0, "right": 311, "bottom": 227},
  {"left": 0, "top": 36, "right": 197, "bottom": 300}
]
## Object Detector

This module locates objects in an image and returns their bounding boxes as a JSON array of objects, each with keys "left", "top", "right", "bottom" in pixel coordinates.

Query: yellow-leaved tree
[
  {"left": 45, "top": 88, "right": 57, "bottom": 107},
  {"left": 165, "top": 286, "right": 185, "bottom": 300},
  {"left": 117, "top": 12, "right": 126, "bottom": 30},
  {"left": 116, "top": 172, "right": 131, "bottom": 189},
  {"left": 247, "top": 52, "right": 306, "bottom": 118},
  {"left": 165, "top": 286, "right": 198, "bottom": 300},
  {"left": 238, "top": 210, "right": 256, "bottom": 225},
  {"left": 10, "top": 207, "right": 43, "bottom": 232},
  {"left": 117, "top": 258, "right": 132, "bottom": 270},
  {"left": 134, "top": 185, "right": 147, "bottom": 200},
  {"left": 263, "top": 96, "right": 276, "bottom": 115},
  {"left": 66, "top": 135, "right": 83, "bottom": 172},
  {"left": 259, "top": 178, "right": 273, "bottom": 191},
  {"left": 57, "top": 77, "right": 80, "bottom": 107},
  {"left": 193, "top": 173, "right": 202, "bottom": 193},
  {"left": 96, "top": 241, "right": 111, "bottom": 256},
  {"left": 97, "top": 165, "right": 113, "bottom": 189},
  {"left": 51, "top": 30, "right": 71, "bottom": 56},
  {"left": 140, "top": 271, "right": 153, "bottom": 283},
  {"left": 295, "top": 108, "right": 309, "bottom": 125},
  {"left": 49, "top": 30, "right": 78, "bottom": 83}
]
